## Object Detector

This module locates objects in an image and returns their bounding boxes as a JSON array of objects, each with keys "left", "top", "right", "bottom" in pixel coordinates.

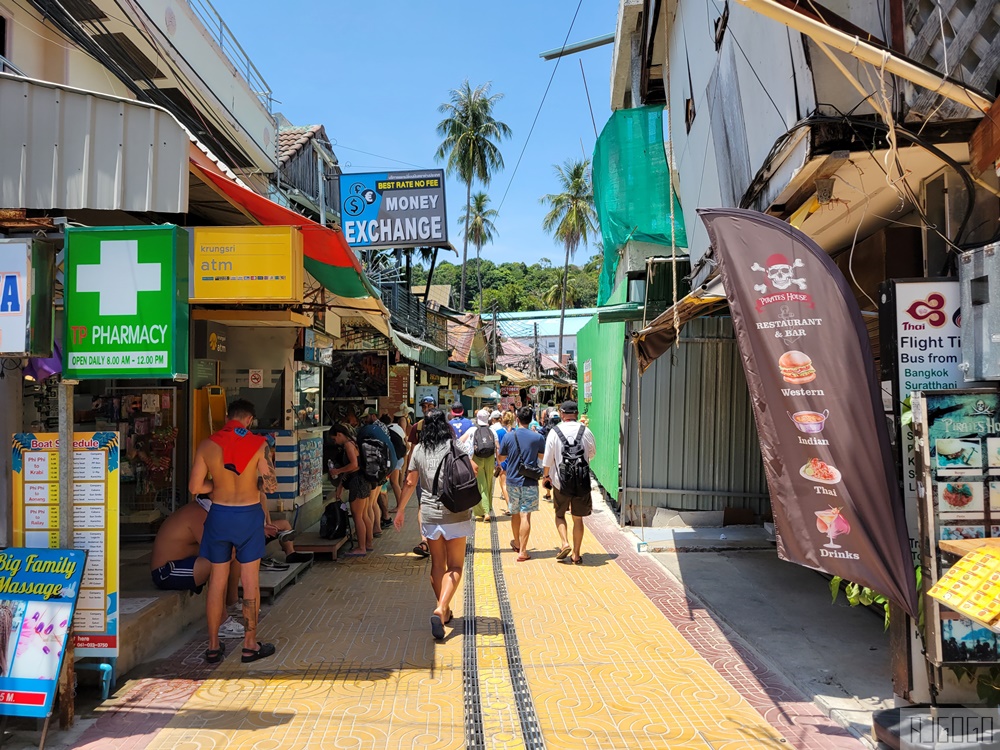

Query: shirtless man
[
  {"left": 188, "top": 399, "right": 275, "bottom": 664},
  {"left": 150, "top": 498, "right": 244, "bottom": 638}
]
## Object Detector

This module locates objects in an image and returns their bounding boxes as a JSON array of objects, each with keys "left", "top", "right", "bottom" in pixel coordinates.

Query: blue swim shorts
[
  {"left": 200, "top": 503, "right": 266, "bottom": 564},
  {"left": 508, "top": 485, "right": 539, "bottom": 515}
]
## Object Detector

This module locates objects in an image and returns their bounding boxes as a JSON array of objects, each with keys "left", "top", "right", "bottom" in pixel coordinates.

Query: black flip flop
[
  {"left": 430, "top": 614, "right": 445, "bottom": 640},
  {"left": 241, "top": 642, "right": 276, "bottom": 663},
  {"left": 205, "top": 643, "right": 226, "bottom": 664},
  {"left": 413, "top": 542, "right": 430, "bottom": 558}
]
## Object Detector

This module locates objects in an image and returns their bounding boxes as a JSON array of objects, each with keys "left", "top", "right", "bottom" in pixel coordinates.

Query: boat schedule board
[{"left": 11, "top": 433, "right": 120, "bottom": 656}]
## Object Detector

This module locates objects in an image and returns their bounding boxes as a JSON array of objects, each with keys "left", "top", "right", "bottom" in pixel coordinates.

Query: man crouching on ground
[{"left": 188, "top": 398, "right": 276, "bottom": 664}]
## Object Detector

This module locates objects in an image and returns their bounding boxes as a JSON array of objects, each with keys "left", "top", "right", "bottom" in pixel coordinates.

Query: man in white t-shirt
[{"left": 542, "top": 401, "right": 597, "bottom": 565}]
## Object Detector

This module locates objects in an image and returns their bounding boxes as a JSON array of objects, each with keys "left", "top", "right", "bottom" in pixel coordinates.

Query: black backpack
[
  {"left": 432, "top": 441, "right": 481, "bottom": 513},
  {"left": 359, "top": 437, "right": 391, "bottom": 484},
  {"left": 556, "top": 425, "right": 591, "bottom": 495},
  {"left": 387, "top": 428, "right": 407, "bottom": 462},
  {"left": 472, "top": 425, "right": 496, "bottom": 458},
  {"left": 320, "top": 501, "right": 350, "bottom": 540}
]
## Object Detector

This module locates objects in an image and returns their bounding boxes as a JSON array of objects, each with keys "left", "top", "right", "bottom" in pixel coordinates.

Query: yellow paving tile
[
  {"left": 498, "top": 499, "right": 786, "bottom": 750},
  {"left": 139, "top": 488, "right": 785, "bottom": 750}
]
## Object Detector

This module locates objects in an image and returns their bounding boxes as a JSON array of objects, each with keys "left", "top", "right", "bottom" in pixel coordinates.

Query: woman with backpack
[
  {"left": 328, "top": 424, "right": 372, "bottom": 557},
  {"left": 393, "top": 409, "right": 476, "bottom": 640},
  {"left": 457, "top": 409, "right": 497, "bottom": 522}
]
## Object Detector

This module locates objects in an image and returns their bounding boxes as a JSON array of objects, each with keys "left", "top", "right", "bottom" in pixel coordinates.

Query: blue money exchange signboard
[
  {"left": 0, "top": 548, "right": 86, "bottom": 718},
  {"left": 339, "top": 170, "right": 447, "bottom": 249}
]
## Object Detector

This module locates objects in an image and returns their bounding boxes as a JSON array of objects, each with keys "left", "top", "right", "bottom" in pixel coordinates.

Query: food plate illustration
[{"left": 800, "top": 458, "right": 841, "bottom": 485}]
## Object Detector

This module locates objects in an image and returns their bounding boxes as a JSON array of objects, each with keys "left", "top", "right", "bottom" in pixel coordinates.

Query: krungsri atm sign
[{"left": 63, "top": 226, "right": 189, "bottom": 380}]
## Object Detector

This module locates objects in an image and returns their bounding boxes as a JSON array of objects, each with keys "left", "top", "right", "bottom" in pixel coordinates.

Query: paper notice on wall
[{"left": 249, "top": 369, "right": 264, "bottom": 388}]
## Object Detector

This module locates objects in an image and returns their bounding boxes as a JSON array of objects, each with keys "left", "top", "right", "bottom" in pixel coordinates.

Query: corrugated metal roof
[{"left": 0, "top": 72, "right": 189, "bottom": 212}]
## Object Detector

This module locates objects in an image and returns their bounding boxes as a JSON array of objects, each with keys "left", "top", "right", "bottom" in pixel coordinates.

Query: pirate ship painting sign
[{"left": 751, "top": 253, "right": 814, "bottom": 312}]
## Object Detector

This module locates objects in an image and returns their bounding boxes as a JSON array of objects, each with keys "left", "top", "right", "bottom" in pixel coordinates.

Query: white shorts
[{"left": 421, "top": 520, "right": 474, "bottom": 541}]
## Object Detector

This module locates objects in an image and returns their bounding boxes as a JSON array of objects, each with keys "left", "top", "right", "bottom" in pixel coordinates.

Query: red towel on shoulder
[{"left": 210, "top": 420, "right": 267, "bottom": 475}]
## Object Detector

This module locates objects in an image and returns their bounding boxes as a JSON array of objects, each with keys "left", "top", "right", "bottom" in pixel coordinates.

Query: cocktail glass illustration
[{"left": 815, "top": 507, "right": 851, "bottom": 549}]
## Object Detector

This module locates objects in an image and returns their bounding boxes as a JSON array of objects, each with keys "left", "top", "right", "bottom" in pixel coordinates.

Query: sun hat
[
  {"left": 394, "top": 404, "right": 414, "bottom": 417},
  {"left": 476, "top": 408, "right": 490, "bottom": 426}
]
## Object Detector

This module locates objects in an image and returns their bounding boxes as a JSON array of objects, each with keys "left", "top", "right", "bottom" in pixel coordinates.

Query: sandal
[
  {"left": 555, "top": 546, "right": 572, "bottom": 560},
  {"left": 413, "top": 542, "right": 430, "bottom": 558},
  {"left": 444, "top": 610, "right": 453, "bottom": 625},
  {"left": 241, "top": 642, "right": 276, "bottom": 663},
  {"left": 517, "top": 554, "right": 530, "bottom": 562},
  {"left": 571, "top": 555, "right": 583, "bottom": 565},
  {"left": 205, "top": 643, "right": 226, "bottom": 664},
  {"left": 510, "top": 540, "right": 520, "bottom": 552},
  {"left": 345, "top": 549, "right": 368, "bottom": 557},
  {"left": 430, "top": 614, "right": 445, "bottom": 640}
]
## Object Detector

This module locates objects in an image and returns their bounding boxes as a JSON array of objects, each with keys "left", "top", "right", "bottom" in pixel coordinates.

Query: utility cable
[{"left": 496, "top": 0, "right": 583, "bottom": 215}]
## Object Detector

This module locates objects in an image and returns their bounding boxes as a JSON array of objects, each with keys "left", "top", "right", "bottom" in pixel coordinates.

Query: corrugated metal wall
[{"left": 621, "top": 316, "right": 771, "bottom": 517}]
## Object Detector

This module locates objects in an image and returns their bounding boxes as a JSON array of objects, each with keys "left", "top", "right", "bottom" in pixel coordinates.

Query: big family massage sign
[
  {"left": 63, "top": 226, "right": 189, "bottom": 379},
  {"left": 699, "top": 208, "right": 918, "bottom": 618},
  {"left": 11, "top": 432, "right": 120, "bottom": 656},
  {"left": 0, "top": 547, "right": 86, "bottom": 718}
]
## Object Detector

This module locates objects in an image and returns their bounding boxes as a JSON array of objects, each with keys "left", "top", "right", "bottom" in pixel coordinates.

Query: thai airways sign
[
  {"left": 339, "top": 170, "right": 447, "bottom": 249},
  {"left": 64, "top": 226, "right": 189, "bottom": 380}
]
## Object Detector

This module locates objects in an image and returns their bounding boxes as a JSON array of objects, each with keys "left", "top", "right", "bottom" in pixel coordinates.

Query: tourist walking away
[
  {"left": 448, "top": 403, "right": 473, "bottom": 438},
  {"left": 383, "top": 412, "right": 409, "bottom": 522},
  {"left": 542, "top": 401, "right": 597, "bottom": 565},
  {"left": 499, "top": 406, "right": 546, "bottom": 561},
  {"left": 150, "top": 498, "right": 244, "bottom": 638},
  {"left": 407, "top": 396, "right": 437, "bottom": 558},
  {"left": 394, "top": 409, "right": 477, "bottom": 639},
  {"left": 537, "top": 408, "right": 561, "bottom": 502},
  {"left": 459, "top": 409, "right": 497, "bottom": 521},
  {"left": 188, "top": 399, "right": 276, "bottom": 664},
  {"left": 328, "top": 424, "right": 372, "bottom": 556},
  {"left": 357, "top": 407, "right": 396, "bottom": 550},
  {"left": 490, "top": 410, "right": 509, "bottom": 514}
]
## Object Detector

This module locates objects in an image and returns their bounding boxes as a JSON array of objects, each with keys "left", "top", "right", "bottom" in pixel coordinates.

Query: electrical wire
[{"left": 496, "top": 0, "right": 583, "bottom": 215}]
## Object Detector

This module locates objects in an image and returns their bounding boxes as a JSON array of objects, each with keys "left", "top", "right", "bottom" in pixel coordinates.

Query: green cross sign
[{"left": 64, "top": 226, "right": 189, "bottom": 380}]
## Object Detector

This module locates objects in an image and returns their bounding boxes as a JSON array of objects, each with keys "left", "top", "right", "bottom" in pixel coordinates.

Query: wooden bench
[{"left": 293, "top": 528, "right": 352, "bottom": 559}]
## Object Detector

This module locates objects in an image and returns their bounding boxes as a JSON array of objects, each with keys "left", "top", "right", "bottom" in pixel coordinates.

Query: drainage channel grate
[
  {"left": 463, "top": 534, "right": 486, "bottom": 750},
  {"left": 490, "top": 514, "right": 546, "bottom": 749}
]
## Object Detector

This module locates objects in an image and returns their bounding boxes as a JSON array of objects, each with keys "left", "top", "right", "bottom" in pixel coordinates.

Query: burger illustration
[{"left": 778, "top": 350, "right": 816, "bottom": 384}]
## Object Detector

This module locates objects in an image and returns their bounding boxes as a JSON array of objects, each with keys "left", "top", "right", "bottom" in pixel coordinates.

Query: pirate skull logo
[{"left": 751, "top": 254, "right": 806, "bottom": 295}]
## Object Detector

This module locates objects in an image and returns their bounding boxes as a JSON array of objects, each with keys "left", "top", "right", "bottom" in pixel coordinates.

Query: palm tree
[
  {"left": 543, "top": 282, "right": 578, "bottom": 309},
  {"left": 541, "top": 158, "right": 597, "bottom": 359},
  {"left": 459, "top": 192, "right": 498, "bottom": 313},
  {"left": 436, "top": 80, "right": 512, "bottom": 310}
]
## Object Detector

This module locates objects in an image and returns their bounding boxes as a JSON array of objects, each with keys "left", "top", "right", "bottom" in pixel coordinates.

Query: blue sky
[{"left": 215, "top": 0, "right": 613, "bottom": 266}]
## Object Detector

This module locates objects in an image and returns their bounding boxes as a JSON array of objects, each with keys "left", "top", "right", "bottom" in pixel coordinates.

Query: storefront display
[
  {"left": 913, "top": 388, "right": 1000, "bottom": 664},
  {"left": 325, "top": 351, "right": 389, "bottom": 399}
]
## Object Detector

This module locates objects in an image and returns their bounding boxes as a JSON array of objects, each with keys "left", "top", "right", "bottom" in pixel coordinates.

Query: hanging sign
[
  {"left": 339, "top": 170, "right": 447, "bottom": 248},
  {"left": 700, "top": 208, "right": 918, "bottom": 617},
  {"left": 583, "top": 360, "right": 593, "bottom": 403},
  {"left": 191, "top": 226, "right": 303, "bottom": 303},
  {"left": 11, "top": 432, "right": 120, "bottom": 655},
  {"left": 0, "top": 239, "right": 55, "bottom": 357},
  {"left": 0, "top": 547, "right": 86, "bottom": 718},
  {"left": 64, "top": 226, "right": 189, "bottom": 379}
]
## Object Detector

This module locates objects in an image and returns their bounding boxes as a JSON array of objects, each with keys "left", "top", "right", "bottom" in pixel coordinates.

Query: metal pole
[{"left": 57, "top": 380, "right": 74, "bottom": 728}]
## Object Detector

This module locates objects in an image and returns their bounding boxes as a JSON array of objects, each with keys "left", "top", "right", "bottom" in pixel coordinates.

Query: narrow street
[{"left": 18, "top": 490, "right": 866, "bottom": 750}]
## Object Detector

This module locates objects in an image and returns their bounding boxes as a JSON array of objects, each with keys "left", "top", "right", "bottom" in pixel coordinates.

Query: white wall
[
  {"left": 664, "top": 1, "right": 815, "bottom": 265},
  {"left": 512, "top": 334, "right": 577, "bottom": 361}
]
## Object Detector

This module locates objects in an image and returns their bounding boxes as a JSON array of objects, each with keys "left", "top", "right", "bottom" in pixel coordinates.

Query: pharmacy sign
[{"left": 64, "top": 226, "right": 189, "bottom": 379}]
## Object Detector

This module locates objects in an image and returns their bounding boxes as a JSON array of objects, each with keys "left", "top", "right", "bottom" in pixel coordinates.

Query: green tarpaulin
[
  {"left": 592, "top": 105, "right": 687, "bottom": 305},
  {"left": 576, "top": 281, "right": 628, "bottom": 499}
]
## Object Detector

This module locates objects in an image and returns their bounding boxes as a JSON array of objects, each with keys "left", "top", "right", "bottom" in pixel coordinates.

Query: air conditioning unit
[{"left": 959, "top": 242, "right": 1000, "bottom": 380}]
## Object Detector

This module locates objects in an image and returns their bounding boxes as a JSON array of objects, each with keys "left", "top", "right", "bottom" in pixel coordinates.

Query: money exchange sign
[
  {"left": 339, "top": 170, "right": 447, "bottom": 249},
  {"left": 64, "top": 226, "right": 189, "bottom": 379}
]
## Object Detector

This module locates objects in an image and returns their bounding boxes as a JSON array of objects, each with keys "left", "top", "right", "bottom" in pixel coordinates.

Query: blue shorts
[
  {"left": 200, "top": 503, "right": 266, "bottom": 564},
  {"left": 508, "top": 485, "right": 539, "bottom": 515},
  {"left": 151, "top": 556, "right": 203, "bottom": 593}
]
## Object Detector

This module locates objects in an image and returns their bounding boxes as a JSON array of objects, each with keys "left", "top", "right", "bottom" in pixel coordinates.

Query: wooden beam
[
  {"left": 771, "top": 150, "right": 850, "bottom": 219},
  {"left": 970, "top": 102, "right": 1000, "bottom": 177},
  {"left": 191, "top": 309, "right": 310, "bottom": 327}
]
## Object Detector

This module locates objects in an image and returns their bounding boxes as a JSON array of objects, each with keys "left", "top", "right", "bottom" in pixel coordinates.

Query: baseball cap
[
  {"left": 363, "top": 406, "right": 378, "bottom": 416},
  {"left": 490, "top": 410, "right": 502, "bottom": 420},
  {"left": 450, "top": 403, "right": 465, "bottom": 415},
  {"left": 476, "top": 409, "right": 490, "bottom": 426},
  {"left": 559, "top": 400, "right": 579, "bottom": 414},
  {"left": 419, "top": 395, "right": 436, "bottom": 405}
]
